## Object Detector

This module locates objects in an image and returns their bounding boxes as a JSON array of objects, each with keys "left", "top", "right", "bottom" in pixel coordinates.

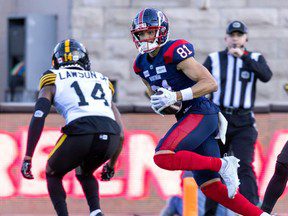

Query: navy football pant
[{"left": 155, "top": 113, "right": 221, "bottom": 186}]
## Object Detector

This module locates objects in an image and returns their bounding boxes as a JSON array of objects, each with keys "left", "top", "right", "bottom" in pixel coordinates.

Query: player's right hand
[
  {"left": 101, "top": 164, "right": 114, "bottom": 181},
  {"left": 21, "top": 159, "right": 34, "bottom": 179}
]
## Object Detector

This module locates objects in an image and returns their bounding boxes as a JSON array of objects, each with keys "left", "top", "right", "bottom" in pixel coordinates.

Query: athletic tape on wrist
[{"left": 180, "top": 88, "right": 193, "bottom": 101}]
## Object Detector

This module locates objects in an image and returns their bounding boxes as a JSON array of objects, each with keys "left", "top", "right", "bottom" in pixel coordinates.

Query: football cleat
[{"left": 219, "top": 156, "right": 240, "bottom": 199}]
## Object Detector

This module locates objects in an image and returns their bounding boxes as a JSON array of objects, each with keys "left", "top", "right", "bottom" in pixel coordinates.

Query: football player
[
  {"left": 131, "top": 8, "right": 269, "bottom": 216},
  {"left": 21, "top": 39, "right": 124, "bottom": 216},
  {"left": 261, "top": 84, "right": 288, "bottom": 213}
]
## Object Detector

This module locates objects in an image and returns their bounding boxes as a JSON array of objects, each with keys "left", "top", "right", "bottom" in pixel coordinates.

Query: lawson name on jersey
[{"left": 59, "top": 70, "right": 107, "bottom": 80}]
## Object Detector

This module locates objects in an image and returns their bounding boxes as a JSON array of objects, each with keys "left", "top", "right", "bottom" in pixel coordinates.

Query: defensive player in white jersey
[{"left": 21, "top": 39, "right": 124, "bottom": 216}]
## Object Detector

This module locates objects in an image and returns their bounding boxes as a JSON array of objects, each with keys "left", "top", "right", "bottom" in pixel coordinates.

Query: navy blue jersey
[{"left": 133, "top": 39, "right": 219, "bottom": 118}]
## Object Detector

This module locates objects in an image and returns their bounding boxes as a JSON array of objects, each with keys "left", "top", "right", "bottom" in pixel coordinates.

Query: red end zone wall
[{"left": 0, "top": 113, "right": 287, "bottom": 215}]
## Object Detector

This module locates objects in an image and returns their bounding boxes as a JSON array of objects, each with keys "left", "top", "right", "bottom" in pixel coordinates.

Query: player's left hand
[
  {"left": 150, "top": 88, "right": 177, "bottom": 111},
  {"left": 21, "top": 159, "right": 34, "bottom": 179},
  {"left": 101, "top": 164, "right": 115, "bottom": 181}
]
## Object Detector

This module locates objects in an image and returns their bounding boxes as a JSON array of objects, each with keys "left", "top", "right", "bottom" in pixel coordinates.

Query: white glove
[
  {"left": 151, "top": 104, "right": 164, "bottom": 116},
  {"left": 150, "top": 88, "right": 177, "bottom": 112}
]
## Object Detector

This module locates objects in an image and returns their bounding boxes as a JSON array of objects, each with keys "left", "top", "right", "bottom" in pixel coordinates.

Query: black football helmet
[
  {"left": 131, "top": 8, "right": 169, "bottom": 54},
  {"left": 52, "top": 39, "right": 90, "bottom": 70}
]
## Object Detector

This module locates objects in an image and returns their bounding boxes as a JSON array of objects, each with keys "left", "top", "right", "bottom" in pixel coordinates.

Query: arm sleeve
[
  {"left": 241, "top": 54, "right": 273, "bottom": 82},
  {"left": 25, "top": 97, "right": 51, "bottom": 157}
]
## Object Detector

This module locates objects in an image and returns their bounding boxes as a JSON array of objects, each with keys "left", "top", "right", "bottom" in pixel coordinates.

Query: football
[{"left": 153, "top": 90, "right": 182, "bottom": 115}]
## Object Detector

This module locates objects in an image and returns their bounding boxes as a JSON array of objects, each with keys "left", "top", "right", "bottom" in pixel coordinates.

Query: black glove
[
  {"left": 21, "top": 159, "right": 34, "bottom": 179},
  {"left": 101, "top": 164, "right": 114, "bottom": 181}
]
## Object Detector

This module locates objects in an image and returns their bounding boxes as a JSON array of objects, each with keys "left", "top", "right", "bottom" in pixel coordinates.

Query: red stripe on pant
[{"left": 160, "top": 114, "right": 204, "bottom": 151}]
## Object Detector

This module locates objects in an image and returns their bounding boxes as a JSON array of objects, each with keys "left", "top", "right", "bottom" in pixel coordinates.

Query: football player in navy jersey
[{"left": 131, "top": 8, "right": 269, "bottom": 216}]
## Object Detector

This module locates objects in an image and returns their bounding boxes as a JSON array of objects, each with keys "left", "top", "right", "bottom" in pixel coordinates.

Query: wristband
[{"left": 180, "top": 88, "right": 193, "bottom": 101}]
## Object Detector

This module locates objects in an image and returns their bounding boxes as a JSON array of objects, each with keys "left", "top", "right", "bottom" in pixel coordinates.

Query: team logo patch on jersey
[
  {"left": 143, "top": 70, "right": 150, "bottom": 78},
  {"left": 239, "top": 69, "right": 251, "bottom": 82},
  {"left": 156, "top": 66, "right": 167, "bottom": 74}
]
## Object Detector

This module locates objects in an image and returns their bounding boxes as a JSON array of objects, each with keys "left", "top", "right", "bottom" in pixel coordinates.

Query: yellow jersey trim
[
  {"left": 39, "top": 73, "right": 56, "bottom": 90},
  {"left": 109, "top": 81, "right": 115, "bottom": 95}
]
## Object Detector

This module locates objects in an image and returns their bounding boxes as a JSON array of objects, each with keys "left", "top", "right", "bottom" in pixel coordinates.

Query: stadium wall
[
  {"left": 1, "top": 0, "right": 288, "bottom": 105},
  {"left": 0, "top": 111, "right": 287, "bottom": 215}
]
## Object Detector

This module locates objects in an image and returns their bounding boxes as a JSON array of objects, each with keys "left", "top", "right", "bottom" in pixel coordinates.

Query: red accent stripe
[
  {"left": 163, "top": 39, "right": 189, "bottom": 64},
  {"left": 160, "top": 114, "right": 204, "bottom": 151},
  {"left": 133, "top": 59, "right": 141, "bottom": 73},
  {"left": 138, "top": 9, "right": 145, "bottom": 24}
]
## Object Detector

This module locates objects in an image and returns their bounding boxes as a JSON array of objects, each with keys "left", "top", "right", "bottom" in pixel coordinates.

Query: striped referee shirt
[{"left": 203, "top": 49, "right": 272, "bottom": 109}]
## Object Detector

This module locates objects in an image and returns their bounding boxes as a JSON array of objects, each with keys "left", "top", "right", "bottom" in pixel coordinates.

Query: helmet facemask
[{"left": 132, "top": 26, "right": 168, "bottom": 54}]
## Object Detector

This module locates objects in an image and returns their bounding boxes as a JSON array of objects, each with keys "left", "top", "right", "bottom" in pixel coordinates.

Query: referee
[{"left": 203, "top": 20, "right": 273, "bottom": 215}]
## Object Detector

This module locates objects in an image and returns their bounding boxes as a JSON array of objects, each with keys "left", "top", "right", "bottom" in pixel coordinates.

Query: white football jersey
[{"left": 39, "top": 69, "right": 115, "bottom": 124}]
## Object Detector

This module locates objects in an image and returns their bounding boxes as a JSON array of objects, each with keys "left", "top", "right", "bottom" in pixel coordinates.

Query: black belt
[{"left": 220, "top": 107, "right": 251, "bottom": 115}]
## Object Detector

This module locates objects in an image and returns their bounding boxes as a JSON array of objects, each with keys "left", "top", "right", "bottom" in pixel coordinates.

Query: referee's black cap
[{"left": 226, "top": 21, "right": 248, "bottom": 34}]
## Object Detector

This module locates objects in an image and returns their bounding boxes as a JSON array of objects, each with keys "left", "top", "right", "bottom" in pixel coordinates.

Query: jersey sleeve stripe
[
  {"left": 40, "top": 76, "right": 55, "bottom": 83},
  {"left": 39, "top": 73, "right": 56, "bottom": 89},
  {"left": 44, "top": 80, "right": 56, "bottom": 86},
  {"left": 109, "top": 81, "right": 115, "bottom": 95},
  {"left": 40, "top": 74, "right": 55, "bottom": 82},
  {"left": 40, "top": 77, "right": 56, "bottom": 85}
]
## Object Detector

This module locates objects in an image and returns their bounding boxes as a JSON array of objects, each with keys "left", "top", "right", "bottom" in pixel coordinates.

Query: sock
[
  {"left": 76, "top": 174, "right": 100, "bottom": 212},
  {"left": 201, "top": 181, "right": 263, "bottom": 216},
  {"left": 261, "top": 162, "right": 288, "bottom": 213},
  {"left": 153, "top": 150, "right": 222, "bottom": 171},
  {"left": 46, "top": 174, "right": 68, "bottom": 216}
]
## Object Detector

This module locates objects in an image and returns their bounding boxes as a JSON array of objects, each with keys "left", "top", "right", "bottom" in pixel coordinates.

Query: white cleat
[
  {"left": 219, "top": 156, "right": 240, "bottom": 199},
  {"left": 260, "top": 213, "right": 271, "bottom": 216}
]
